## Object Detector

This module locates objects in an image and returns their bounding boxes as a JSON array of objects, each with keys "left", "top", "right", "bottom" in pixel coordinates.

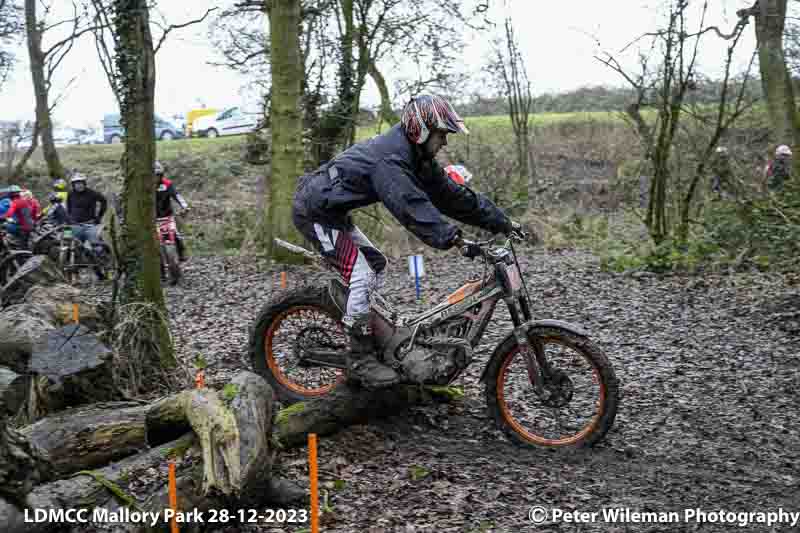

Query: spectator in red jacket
[
  {"left": 21, "top": 188, "right": 41, "bottom": 221},
  {"left": 3, "top": 186, "right": 35, "bottom": 248}
]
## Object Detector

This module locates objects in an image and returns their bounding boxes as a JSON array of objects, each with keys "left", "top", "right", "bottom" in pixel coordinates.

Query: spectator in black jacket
[
  {"left": 292, "top": 94, "right": 518, "bottom": 389},
  {"left": 66, "top": 172, "right": 108, "bottom": 277}
]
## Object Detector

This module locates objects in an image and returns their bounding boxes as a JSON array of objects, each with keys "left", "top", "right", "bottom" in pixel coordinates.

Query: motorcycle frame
[
  {"left": 276, "top": 237, "right": 542, "bottom": 386},
  {"left": 156, "top": 216, "right": 177, "bottom": 245}
]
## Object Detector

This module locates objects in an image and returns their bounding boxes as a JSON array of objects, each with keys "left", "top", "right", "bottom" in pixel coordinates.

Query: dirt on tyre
[
  {"left": 249, "top": 284, "right": 346, "bottom": 405},
  {"left": 484, "top": 326, "right": 619, "bottom": 449}
]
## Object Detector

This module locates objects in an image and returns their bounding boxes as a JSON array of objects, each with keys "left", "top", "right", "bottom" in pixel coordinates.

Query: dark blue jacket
[{"left": 293, "top": 124, "right": 511, "bottom": 249}]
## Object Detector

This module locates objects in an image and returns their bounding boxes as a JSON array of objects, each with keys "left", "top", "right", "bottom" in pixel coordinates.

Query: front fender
[{"left": 478, "top": 319, "right": 590, "bottom": 383}]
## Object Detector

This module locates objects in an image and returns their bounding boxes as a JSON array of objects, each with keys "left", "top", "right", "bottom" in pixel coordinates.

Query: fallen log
[
  {"left": 0, "top": 366, "right": 28, "bottom": 416},
  {"left": 2, "top": 374, "right": 461, "bottom": 532},
  {"left": 1, "top": 255, "right": 65, "bottom": 307},
  {"left": 14, "top": 433, "right": 197, "bottom": 533},
  {"left": 0, "top": 497, "right": 26, "bottom": 531},
  {"left": 8, "top": 372, "right": 287, "bottom": 533},
  {"left": 273, "top": 383, "right": 464, "bottom": 449},
  {"left": 144, "top": 371, "right": 274, "bottom": 497},
  {"left": 0, "top": 417, "right": 49, "bottom": 500},
  {"left": 20, "top": 401, "right": 149, "bottom": 478}
]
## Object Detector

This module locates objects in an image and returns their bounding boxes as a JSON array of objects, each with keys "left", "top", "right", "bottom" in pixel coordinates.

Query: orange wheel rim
[
  {"left": 264, "top": 306, "right": 343, "bottom": 396},
  {"left": 497, "top": 341, "right": 605, "bottom": 447}
]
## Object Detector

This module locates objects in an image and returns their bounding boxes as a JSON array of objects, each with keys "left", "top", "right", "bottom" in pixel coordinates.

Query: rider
[
  {"left": 66, "top": 172, "right": 108, "bottom": 279},
  {"left": 2, "top": 185, "right": 35, "bottom": 249},
  {"left": 154, "top": 160, "right": 189, "bottom": 262},
  {"left": 292, "top": 94, "right": 519, "bottom": 389},
  {"left": 45, "top": 192, "right": 71, "bottom": 226},
  {"left": 42, "top": 178, "right": 69, "bottom": 218}
]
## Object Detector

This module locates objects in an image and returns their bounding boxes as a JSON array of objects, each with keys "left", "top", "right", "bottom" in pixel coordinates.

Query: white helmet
[
  {"left": 715, "top": 146, "right": 728, "bottom": 154},
  {"left": 776, "top": 144, "right": 793, "bottom": 157},
  {"left": 70, "top": 172, "right": 87, "bottom": 184}
]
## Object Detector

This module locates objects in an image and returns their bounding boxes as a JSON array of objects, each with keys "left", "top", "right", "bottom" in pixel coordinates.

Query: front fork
[{"left": 506, "top": 295, "right": 551, "bottom": 396}]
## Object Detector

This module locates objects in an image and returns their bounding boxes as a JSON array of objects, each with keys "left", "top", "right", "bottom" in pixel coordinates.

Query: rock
[
  {"left": 29, "top": 324, "right": 118, "bottom": 407},
  {"left": 0, "top": 303, "right": 54, "bottom": 373}
]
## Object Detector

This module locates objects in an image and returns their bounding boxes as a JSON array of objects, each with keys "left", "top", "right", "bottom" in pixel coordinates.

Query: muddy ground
[{"left": 142, "top": 245, "right": 800, "bottom": 533}]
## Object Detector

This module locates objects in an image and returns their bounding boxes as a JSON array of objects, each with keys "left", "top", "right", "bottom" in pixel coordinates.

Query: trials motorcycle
[{"left": 249, "top": 232, "right": 619, "bottom": 448}]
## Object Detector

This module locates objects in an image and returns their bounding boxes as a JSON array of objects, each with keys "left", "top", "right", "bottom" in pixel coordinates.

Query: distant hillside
[{"left": 455, "top": 80, "right": 764, "bottom": 116}]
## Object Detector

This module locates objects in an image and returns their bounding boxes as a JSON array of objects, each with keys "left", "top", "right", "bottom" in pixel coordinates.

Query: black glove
[
  {"left": 506, "top": 219, "right": 541, "bottom": 245},
  {"left": 452, "top": 235, "right": 482, "bottom": 260}
]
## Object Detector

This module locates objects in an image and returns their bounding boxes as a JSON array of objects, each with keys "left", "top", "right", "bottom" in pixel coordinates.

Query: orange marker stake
[
  {"left": 168, "top": 460, "right": 179, "bottom": 533},
  {"left": 309, "top": 433, "right": 319, "bottom": 533},
  {"left": 72, "top": 303, "right": 79, "bottom": 324},
  {"left": 280, "top": 271, "right": 287, "bottom": 289}
]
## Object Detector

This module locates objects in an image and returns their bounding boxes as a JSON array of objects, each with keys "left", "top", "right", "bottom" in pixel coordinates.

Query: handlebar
[{"left": 457, "top": 227, "right": 533, "bottom": 258}]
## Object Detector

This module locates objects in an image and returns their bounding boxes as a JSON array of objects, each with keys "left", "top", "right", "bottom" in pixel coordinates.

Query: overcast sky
[{"left": 0, "top": 0, "right": 760, "bottom": 129}]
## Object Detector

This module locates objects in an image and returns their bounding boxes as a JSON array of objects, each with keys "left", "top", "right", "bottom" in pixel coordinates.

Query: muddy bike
[
  {"left": 250, "top": 232, "right": 619, "bottom": 449},
  {"left": 58, "top": 223, "right": 112, "bottom": 284},
  {"left": 0, "top": 221, "right": 32, "bottom": 289},
  {"left": 156, "top": 214, "right": 182, "bottom": 286}
]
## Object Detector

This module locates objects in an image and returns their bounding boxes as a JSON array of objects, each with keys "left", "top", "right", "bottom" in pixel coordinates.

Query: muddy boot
[{"left": 345, "top": 319, "right": 399, "bottom": 389}]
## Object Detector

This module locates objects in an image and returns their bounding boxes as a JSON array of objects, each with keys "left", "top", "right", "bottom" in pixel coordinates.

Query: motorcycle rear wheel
[
  {"left": 161, "top": 243, "right": 181, "bottom": 286},
  {"left": 249, "top": 284, "right": 346, "bottom": 404}
]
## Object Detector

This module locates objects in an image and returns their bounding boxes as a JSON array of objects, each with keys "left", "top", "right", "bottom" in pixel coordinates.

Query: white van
[{"left": 191, "top": 107, "right": 261, "bottom": 138}]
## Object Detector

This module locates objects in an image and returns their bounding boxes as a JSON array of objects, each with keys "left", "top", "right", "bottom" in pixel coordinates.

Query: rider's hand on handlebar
[
  {"left": 452, "top": 235, "right": 482, "bottom": 260},
  {"left": 506, "top": 219, "right": 541, "bottom": 246}
]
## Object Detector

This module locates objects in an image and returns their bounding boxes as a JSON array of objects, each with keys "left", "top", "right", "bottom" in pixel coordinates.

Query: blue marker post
[
  {"left": 413, "top": 255, "right": 421, "bottom": 301},
  {"left": 408, "top": 254, "right": 425, "bottom": 301}
]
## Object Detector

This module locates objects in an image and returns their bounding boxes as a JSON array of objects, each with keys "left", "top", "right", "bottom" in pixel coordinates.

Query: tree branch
[{"left": 154, "top": 7, "right": 217, "bottom": 55}]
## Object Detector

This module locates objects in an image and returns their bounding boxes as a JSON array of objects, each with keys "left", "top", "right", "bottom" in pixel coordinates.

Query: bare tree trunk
[
  {"left": 114, "top": 0, "right": 176, "bottom": 373},
  {"left": 12, "top": 120, "right": 39, "bottom": 177},
  {"left": 369, "top": 60, "right": 398, "bottom": 128},
  {"left": 753, "top": 0, "right": 800, "bottom": 149},
  {"left": 24, "top": 0, "right": 65, "bottom": 180},
  {"left": 266, "top": 0, "right": 305, "bottom": 262}
]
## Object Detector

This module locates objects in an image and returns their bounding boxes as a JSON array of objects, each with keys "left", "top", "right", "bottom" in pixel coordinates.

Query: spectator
[
  {"left": 765, "top": 144, "right": 792, "bottom": 192},
  {"left": 710, "top": 146, "right": 733, "bottom": 199},
  {"left": 3, "top": 185, "right": 35, "bottom": 249}
]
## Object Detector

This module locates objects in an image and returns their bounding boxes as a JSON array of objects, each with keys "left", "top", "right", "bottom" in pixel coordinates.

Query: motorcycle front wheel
[{"left": 484, "top": 326, "right": 619, "bottom": 449}]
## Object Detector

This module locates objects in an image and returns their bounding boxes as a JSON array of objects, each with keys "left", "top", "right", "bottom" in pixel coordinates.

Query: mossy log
[
  {"left": 273, "top": 383, "right": 463, "bottom": 449},
  {"left": 144, "top": 371, "right": 274, "bottom": 497},
  {"left": 19, "top": 401, "right": 149, "bottom": 478},
  {"left": 4, "top": 434, "right": 197, "bottom": 533}
]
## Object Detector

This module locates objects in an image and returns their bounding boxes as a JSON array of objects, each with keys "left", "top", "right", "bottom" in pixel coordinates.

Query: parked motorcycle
[
  {"left": 0, "top": 221, "right": 32, "bottom": 289},
  {"left": 250, "top": 232, "right": 619, "bottom": 449},
  {"left": 58, "top": 223, "right": 112, "bottom": 284}
]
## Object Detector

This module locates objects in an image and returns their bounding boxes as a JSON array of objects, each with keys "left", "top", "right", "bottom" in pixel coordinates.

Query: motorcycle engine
[{"left": 398, "top": 318, "right": 471, "bottom": 385}]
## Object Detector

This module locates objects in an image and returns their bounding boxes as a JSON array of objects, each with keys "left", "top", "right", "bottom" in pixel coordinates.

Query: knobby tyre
[
  {"left": 484, "top": 326, "right": 619, "bottom": 449},
  {"left": 163, "top": 244, "right": 180, "bottom": 286},
  {"left": 249, "top": 284, "right": 346, "bottom": 404}
]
